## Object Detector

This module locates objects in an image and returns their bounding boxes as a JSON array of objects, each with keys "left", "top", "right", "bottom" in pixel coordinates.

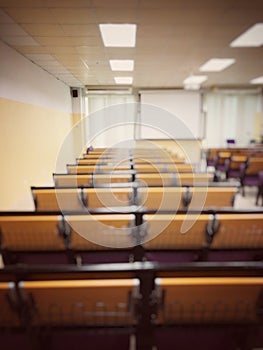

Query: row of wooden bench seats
[
  {"left": 213, "top": 153, "right": 263, "bottom": 178},
  {"left": 1, "top": 209, "right": 262, "bottom": 265},
  {"left": 53, "top": 172, "right": 214, "bottom": 187},
  {"left": 206, "top": 147, "right": 263, "bottom": 167},
  {"left": 1, "top": 147, "right": 262, "bottom": 349},
  {"left": 78, "top": 157, "right": 185, "bottom": 165},
  {"left": 206, "top": 149, "right": 263, "bottom": 204},
  {"left": 0, "top": 262, "right": 263, "bottom": 350},
  {"left": 67, "top": 163, "right": 194, "bottom": 174},
  {"left": 85, "top": 147, "right": 184, "bottom": 158},
  {"left": 30, "top": 185, "right": 237, "bottom": 212}
]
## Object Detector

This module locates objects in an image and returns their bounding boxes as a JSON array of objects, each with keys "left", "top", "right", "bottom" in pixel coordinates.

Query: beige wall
[
  {"left": 0, "top": 97, "right": 73, "bottom": 210},
  {"left": 71, "top": 113, "right": 86, "bottom": 157}
]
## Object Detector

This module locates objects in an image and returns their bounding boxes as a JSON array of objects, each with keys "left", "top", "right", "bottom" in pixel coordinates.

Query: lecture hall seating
[
  {"left": 1, "top": 146, "right": 263, "bottom": 350},
  {"left": 0, "top": 262, "right": 263, "bottom": 350}
]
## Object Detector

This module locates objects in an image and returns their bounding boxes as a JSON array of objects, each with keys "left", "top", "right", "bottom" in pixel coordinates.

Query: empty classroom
[{"left": 0, "top": 1, "right": 263, "bottom": 350}]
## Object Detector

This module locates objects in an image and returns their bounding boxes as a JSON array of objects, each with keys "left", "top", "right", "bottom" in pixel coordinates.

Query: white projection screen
[{"left": 139, "top": 90, "right": 203, "bottom": 140}]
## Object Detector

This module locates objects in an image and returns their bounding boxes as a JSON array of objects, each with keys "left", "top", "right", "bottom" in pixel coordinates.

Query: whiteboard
[{"left": 139, "top": 90, "right": 203, "bottom": 140}]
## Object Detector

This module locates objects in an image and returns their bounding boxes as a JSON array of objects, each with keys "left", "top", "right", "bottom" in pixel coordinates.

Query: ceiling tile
[
  {"left": 0, "top": 0, "right": 46, "bottom": 6},
  {"left": 22, "top": 24, "right": 64, "bottom": 36},
  {"left": 34, "top": 36, "right": 101, "bottom": 46},
  {"left": 5, "top": 8, "right": 57, "bottom": 23},
  {"left": 61, "top": 24, "right": 99, "bottom": 36},
  {"left": 50, "top": 8, "right": 95, "bottom": 24},
  {"left": 0, "top": 0, "right": 262, "bottom": 88},
  {"left": 46, "top": 0, "right": 93, "bottom": 7},
  {"left": 0, "top": 23, "right": 28, "bottom": 35},
  {"left": 14, "top": 46, "right": 49, "bottom": 54},
  {"left": 92, "top": 0, "right": 138, "bottom": 8},
  {"left": 25, "top": 53, "right": 55, "bottom": 61},
  {"left": 0, "top": 9, "right": 14, "bottom": 23},
  {"left": 76, "top": 46, "right": 105, "bottom": 55},
  {"left": 2, "top": 35, "right": 40, "bottom": 46},
  {"left": 45, "top": 46, "right": 78, "bottom": 54},
  {"left": 95, "top": 8, "right": 138, "bottom": 23}
]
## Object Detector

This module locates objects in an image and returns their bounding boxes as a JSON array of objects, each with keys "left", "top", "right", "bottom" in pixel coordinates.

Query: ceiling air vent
[{"left": 85, "top": 85, "right": 133, "bottom": 95}]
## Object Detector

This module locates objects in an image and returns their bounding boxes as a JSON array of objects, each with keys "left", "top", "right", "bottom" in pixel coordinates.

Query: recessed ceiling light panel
[
  {"left": 199, "top": 58, "right": 236, "bottom": 72},
  {"left": 230, "top": 23, "right": 263, "bottom": 47},
  {"left": 250, "top": 76, "right": 263, "bottom": 84},
  {"left": 109, "top": 60, "right": 134, "bottom": 71},
  {"left": 183, "top": 75, "right": 208, "bottom": 84},
  {"left": 99, "top": 24, "right": 136, "bottom": 47},
  {"left": 114, "top": 77, "right": 133, "bottom": 84}
]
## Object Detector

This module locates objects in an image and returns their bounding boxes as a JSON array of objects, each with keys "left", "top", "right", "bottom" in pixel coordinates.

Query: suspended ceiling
[{"left": 0, "top": 0, "right": 262, "bottom": 90}]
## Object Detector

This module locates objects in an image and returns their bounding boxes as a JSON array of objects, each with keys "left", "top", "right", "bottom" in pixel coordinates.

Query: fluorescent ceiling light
[
  {"left": 199, "top": 58, "right": 236, "bottom": 72},
  {"left": 109, "top": 60, "right": 134, "bottom": 71},
  {"left": 250, "top": 76, "right": 263, "bottom": 84},
  {"left": 183, "top": 75, "right": 207, "bottom": 85},
  {"left": 183, "top": 75, "right": 207, "bottom": 90},
  {"left": 99, "top": 24, "right": 136, "bottom": 47},
  {"left": 114, "top": 77, "right": 133, "bottom": 84},
  {"left": 230, "top": 23, "right": 263, "bottom": 47},
  {"left": 184, "top": 83, "right": 201, "bottom": 90}
]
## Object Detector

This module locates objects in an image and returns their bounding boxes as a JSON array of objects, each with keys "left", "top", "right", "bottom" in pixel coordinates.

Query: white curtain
[
  {"left": 85, "top": 94, "right": 137, "bottom": 148},
  {"left": 204, "top": 90, "right": 262, "bottom": 148}
]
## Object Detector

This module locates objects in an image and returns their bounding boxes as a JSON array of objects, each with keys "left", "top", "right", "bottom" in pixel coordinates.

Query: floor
[{"left": 234, "top": 186, "right": 261, "bottom": 209}]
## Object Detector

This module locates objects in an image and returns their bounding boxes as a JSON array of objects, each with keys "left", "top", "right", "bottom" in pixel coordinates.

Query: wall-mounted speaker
[{"left": 72, "top": 89, "right": 78, "bottom": 98}]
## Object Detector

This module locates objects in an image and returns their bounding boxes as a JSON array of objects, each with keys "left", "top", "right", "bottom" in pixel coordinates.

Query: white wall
[{"left": 0, "top": 41, "right": 71, "bottom": 112}]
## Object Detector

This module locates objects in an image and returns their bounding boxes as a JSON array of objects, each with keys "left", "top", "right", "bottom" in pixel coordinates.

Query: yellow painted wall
[
  {"left": 71, "top": 113, "right": 87, "bottom": 157},
  {"left": 0, "top": 97, "right": 73, "bottom": 210}
]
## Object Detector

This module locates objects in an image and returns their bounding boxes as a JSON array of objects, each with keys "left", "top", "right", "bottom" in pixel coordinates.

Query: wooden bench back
[
  {"left": 137, "top": 187, "right": 185, "bottom": 210},
  {"left": 144, "top": 214, "right": 209, "bottom": 250},
  {"left": 83, "top": 188, "right": 132, "bottom": 209},
  {"left": 54, "top": 174, "right": 92, "bottom": 187},
  {"left": 54, "top": 174, "right": 132, "bottom": 187},
  {"left": 67, "top": 164, "right": 131, "bottom": 174},
  {"left": 133, "top": 158, "right": 184, "bottom": 164},
  {"left": 32, "top": 188, "right": 84, "bottom": 211},
  {"left": 0, "top": 215, "right": 64, "bottom": 251},
  {"left": 134, "top": 164, "right": 193, "bottom": 173},
  {"left": 156, "top": 277, "right": 263, "bottom": 324},
  {"left": 246, "top": 158, "right": 263, "bottom": 175},
  {"left": 189, "top": 187, "right": 236, "bottom": 209},
  {"left": 136, "top": 173, "right": 213, "bottom": 186},
  {"left": 19, "top": 279, "right": 139, "bottom": 326},
  {"left": 93, "top": 174, "right": 132, "bottom": 184},
  {"left": 137, "top": 187, "right": 236, "bottom": 210},
  {"left": 32, "top": 188, "right": 133, "bottom": 211},
  {"left": 227, "top": 156, "right": 247, "bottom": 171},
  {"left": 211, "top": 213, "right": 263, "bottom": 249},
  {"left": 67, "top": 214, "right": 134, "bottom": 250}
]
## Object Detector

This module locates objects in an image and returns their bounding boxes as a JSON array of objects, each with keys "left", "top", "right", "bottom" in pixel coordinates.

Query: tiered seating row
[
  {"left": 206, "top": 147, "right": 263, "bottom": 202},
  {"left": 1, "top": 147, "right": 262, "bottom": 350},
  {"left": 1, "top": 209, "right": 262, "bottom": 266},
  {"left": 31, "top": 185, "right": 238, "bottom": 212},
  {"left": 53, "top": 172, "right": 214, "bottom": 187},
  {"left": 0, "top": 262, "right": 263, "bottom": 350}
]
